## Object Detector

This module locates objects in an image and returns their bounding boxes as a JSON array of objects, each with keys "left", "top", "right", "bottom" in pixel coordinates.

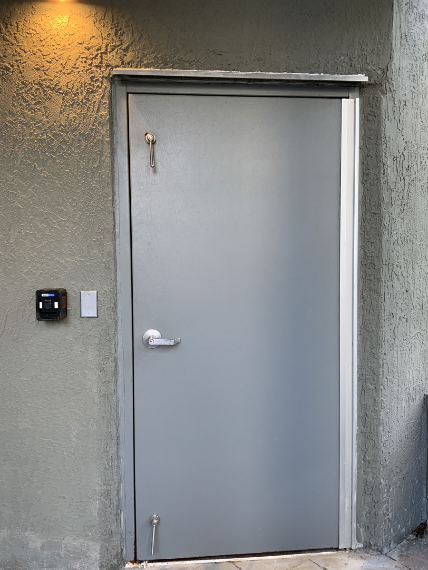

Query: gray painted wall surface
[
  {"left": 1, "top": 0, "right": 423, "bottom": 567},
  {"left": 364, "top": 0, "right": 428, "bottom": 551},
  {"left": 356, "top": 0, "right": 428, "bottom": 551}
]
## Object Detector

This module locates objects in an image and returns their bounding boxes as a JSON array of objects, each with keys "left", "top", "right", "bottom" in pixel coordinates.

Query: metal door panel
[{"left": 129, "top": 94, "right": 341, "bottom": 560}]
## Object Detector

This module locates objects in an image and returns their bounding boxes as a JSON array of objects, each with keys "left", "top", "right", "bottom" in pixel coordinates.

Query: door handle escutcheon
[{"left": 143, "top": 329, "right": 181, "bottom": 349}]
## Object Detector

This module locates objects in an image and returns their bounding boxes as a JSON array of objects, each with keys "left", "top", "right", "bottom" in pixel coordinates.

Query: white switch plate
[{"left": 80, "top": 290, "right": 98, "bottom": 318}]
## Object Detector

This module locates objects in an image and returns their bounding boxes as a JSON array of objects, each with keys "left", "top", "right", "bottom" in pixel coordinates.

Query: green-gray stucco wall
[
  {"left": 357, "top": 0, "right": 428, "bottom": 551},
  {"left": 1, "top": 0, "right": 427, "bottom": 568}
]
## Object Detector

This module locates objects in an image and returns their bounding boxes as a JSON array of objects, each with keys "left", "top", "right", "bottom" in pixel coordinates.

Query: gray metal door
[{"left": 129, "top": 92, "right": 341, "bottom": 560}]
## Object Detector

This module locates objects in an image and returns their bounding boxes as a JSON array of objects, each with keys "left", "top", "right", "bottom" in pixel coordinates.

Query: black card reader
[{"left": 36, "top": 289, "right": 67, "bottom": 320}]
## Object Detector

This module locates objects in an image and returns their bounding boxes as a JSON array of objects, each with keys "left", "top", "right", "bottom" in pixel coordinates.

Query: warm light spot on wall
[
  {"left": 15, "top": 2, "right": 105, "bottom": 82},
  {"left": 38, "top": 4, "right": 94, "bottom": 36},
  {"left": 50, "top": 14, "right": 70, "bottom": 28}
]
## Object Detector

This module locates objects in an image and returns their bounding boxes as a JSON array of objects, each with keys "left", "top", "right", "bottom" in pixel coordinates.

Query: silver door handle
[
  {"left": 145, "top": 133, "right": 156, "bottom": 168},
  {"left": 149, "top": 338, "right": 181, "bottom": 346},
  {"left": 143, "top": 329, "right": 181, "bottom": 349},
  {"left": 150, "top": 514, "right": 160, "bottom": 556}
]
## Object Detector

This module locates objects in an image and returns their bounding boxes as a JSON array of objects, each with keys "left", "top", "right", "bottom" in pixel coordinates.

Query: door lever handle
[
  {"left": 149, "top": 337, "right": 181, "bottom": 347},
  {"left": 143, "top": 329, "right": 181, "bottom": 349}
]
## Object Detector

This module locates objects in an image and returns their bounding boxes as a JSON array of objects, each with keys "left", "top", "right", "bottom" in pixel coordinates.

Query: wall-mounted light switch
[{"left": 80, "top": 291, "right": 98, "bottom": 318}]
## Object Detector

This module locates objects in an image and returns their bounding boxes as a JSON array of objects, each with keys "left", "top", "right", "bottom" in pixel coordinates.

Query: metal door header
[
  {"left": 112, "top": 68, "right": 368, "bottom": 84},
  {"left": 113, "top": 69, "right": 367, "bottom": 100}
]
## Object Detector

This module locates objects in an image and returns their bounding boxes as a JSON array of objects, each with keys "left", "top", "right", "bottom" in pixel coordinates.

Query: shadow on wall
[
  {"left": 356, "top": 84, "right": 385, "bottom": 549},
  {"left": 426, "top": 395, "right": 428, "bottom": 523}
]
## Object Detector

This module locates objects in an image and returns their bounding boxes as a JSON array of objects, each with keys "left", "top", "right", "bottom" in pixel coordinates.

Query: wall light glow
[{"left": 51, "top": 14, "right": 69, "bottom": 28}]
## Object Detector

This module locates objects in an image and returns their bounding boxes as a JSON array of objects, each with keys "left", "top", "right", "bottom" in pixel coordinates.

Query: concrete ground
[
  {"left": 131, "top": 534, "right": 428, "bottom": 570},
  {"left": 387, "top": 531, "right": 428, "bottom": 569}
]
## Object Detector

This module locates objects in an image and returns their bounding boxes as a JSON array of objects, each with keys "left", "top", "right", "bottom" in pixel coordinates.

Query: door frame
[{"left": 112, "top": 69, "right": 367, "bottom": 561}]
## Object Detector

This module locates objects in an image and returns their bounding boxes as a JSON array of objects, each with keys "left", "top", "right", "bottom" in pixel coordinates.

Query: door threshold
[{"left": 126, "top": 548, "right": 346, "bottom": 567}]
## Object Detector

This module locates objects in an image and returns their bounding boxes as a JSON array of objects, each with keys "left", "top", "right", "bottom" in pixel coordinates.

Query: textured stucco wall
[
  {"left": 0, "top": 1, "right": 400, "bottom": 568},
  {"left": 367, "top": 0, "right": 428, "bottom": 551},
  {"left": 357, "top": 0, "right": 428, "bottom": 551}
]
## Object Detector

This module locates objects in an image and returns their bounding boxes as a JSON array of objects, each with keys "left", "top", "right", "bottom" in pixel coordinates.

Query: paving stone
[
  {"left": 288, "top": 561, "right": 322, "bottom": 570},
  {"left": 227, "top": 557, "right": 322, "bottom": 570},
  {"left": 311, "top": 550, "right": 406, "bottom": 569},
  {"left": 388, "top": 533, "right": 428, "bottom": 570}
]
